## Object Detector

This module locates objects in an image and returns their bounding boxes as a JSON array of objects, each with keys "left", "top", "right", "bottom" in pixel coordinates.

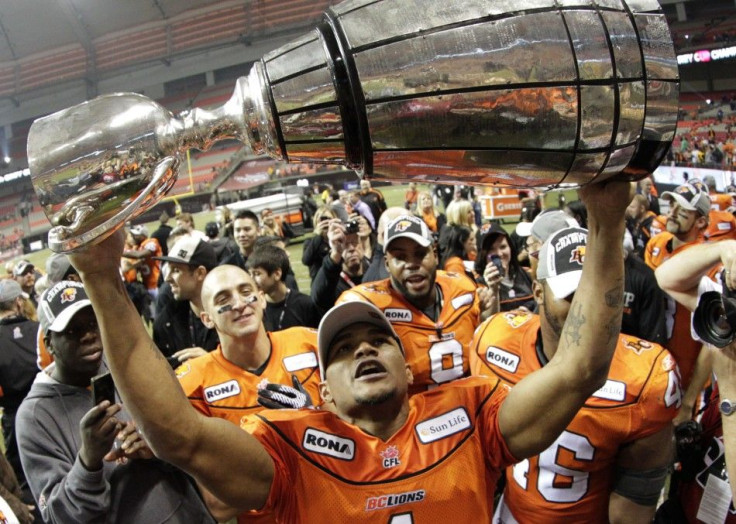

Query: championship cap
[
  {"left": 39, "top": 281, "right": 92, "bottom": 335},
  {"left": 384, "top": 215, "right": 433, "bottom": 249},
  {"left": 515, "top": 209, "right": 579, "bottom": 241},
  {"left": 0, "top": 279, "right": 23, "bottom": 302},
  {"left": 46, "top": 253, "right": 76, "bottom": 284},
  {"left": 154, "top": 236, "right": 217, "bottom": 271},
  {"left": 317, "top": 301, "right": 403, "bottom": 377},
  {"left": 536, "top": 227, "right": 588, "bottom": 299},
  {"left": 129, "top": 224, "right": 149, "bottom": 237},
  {"left": 661, "top": 184, "right": 711, "bottom": 217},
  {"left": 12, "top": 260, "right": 34, "bottom": 277}
]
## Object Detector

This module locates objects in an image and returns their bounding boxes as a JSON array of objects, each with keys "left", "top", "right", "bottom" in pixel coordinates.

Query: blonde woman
[
  {"left": 445, "top": 199, "right": 479, "bottom": 260},
  {"left": 415, "top": 191, "right": 446, "bottom": 233}
]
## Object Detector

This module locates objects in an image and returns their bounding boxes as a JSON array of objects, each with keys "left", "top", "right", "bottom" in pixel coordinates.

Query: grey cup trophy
[{"left": 27, "top": 0, "right": 678, "bottom": 252}]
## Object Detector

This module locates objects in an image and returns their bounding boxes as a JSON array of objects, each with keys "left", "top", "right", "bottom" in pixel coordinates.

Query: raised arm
[
  {"left": 498, "top": 181, "right": 630, "bottom": 459},
  {"left": 655, "top": 239, "right": 736, "bottom": 312},
  {"left": 68, "top": 231, "right": 274, "bottom": 511}
]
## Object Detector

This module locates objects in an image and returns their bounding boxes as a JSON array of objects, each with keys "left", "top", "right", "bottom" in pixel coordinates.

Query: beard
[
  {"left": 389, "top": 272, "right": 436, "bottom": 310},
  {"left": 355, "top": 389, "right": 397, "bottom": 406}
]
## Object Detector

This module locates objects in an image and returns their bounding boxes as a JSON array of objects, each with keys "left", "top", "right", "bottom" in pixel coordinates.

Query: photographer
[
  {"left": 655, "top": 239, "right": 736, "bottom": 517},
  {"left": 310, "top": 217, "right": 371, "bottom": 310}
]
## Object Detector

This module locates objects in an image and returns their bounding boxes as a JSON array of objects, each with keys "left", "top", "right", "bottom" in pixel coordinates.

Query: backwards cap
[
  {"left": 536, "top": 227, "right": 588, "bottom": 299},
  {"left": 317, "top": 301, "right": 403, "bottom": 377}
]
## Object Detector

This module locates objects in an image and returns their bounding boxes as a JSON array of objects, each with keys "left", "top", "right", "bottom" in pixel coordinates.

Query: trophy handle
[{"left": 48, "top": 156, "right": 180, "bottom": 253}]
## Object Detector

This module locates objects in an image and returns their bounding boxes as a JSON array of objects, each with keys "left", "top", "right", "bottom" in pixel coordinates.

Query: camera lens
[{"left": 693, "top": 291, "right": 736, "bottom": 348}]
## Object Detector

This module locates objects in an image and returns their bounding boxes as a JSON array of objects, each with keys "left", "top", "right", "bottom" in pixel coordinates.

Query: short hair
[
  {"left": 234, "top": 209, "right": 259, "bottom": 225},
  {"left": 631, "top": 193, "right": 649, "bottom": 211},
  {"left": 177, "top": 212, "right": 195, "bottom": 228},
  {"left": 254, "top": 235, "right": 286, "bottom": 249},
  {"left": 247, "top": 245, "right": 290, "bottom": 281}
]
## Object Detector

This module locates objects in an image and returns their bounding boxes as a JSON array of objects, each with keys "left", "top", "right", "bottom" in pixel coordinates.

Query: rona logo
[
  {"left": 303, "top": 429, "right": 355, "bottom": 460},
  {"left": 203, "top": 380, "right": 241, "bottom": 402},
  {"left": 384, "top": 308, "right": 412, "bottom": 322}
]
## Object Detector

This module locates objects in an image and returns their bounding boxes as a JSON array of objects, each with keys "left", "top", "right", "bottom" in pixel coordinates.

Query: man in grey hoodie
[{"left": 16, "top": 281, "right": 213, "bottom": 523}]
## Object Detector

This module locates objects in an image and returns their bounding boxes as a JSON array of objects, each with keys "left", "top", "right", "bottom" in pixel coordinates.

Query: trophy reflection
[{"left": 27, "top": 0, "right": 679, "bottom": 252}]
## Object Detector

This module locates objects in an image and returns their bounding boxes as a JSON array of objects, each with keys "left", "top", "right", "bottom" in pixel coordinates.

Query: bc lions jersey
[
  {"left": 470, "top": 311, "right": 681, "bottom": 523},
  {"left": 175, "top": 327, "right": 320, "bottom": 425},
  {"left": 645, "top": 232, "right": 705, "bottom": 387},
  {"left": 336, "top": 271, "right": 480, "bottom": 396},
  {"left": 241, "top": 376, "right": 515, "bottom": 523}
]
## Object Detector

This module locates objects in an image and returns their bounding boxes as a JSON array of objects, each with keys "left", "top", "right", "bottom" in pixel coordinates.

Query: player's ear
[
  {"left": 200, "top": 311, "right": 215, "bottom": 329},
  {"left": 319, "top": 382, "right": 333, "bottom": 405},
  {"left": 405, "top": 364, "right": 413, "bottom": 385},
  {"left": 533, "top": 280, "right": 544, "bottom": 307}
]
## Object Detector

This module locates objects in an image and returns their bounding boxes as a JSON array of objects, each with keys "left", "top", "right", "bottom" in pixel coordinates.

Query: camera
[
  {"left": 693, "top": 288, "right": 736, "bottom": 348},
  {"left": 344, "top": 219, "right": 360, "bottom": 235}
]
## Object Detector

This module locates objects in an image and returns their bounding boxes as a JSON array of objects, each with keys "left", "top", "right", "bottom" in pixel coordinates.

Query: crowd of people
[{"left": 1, "top": 173, "right": 736, "bottom": 522}]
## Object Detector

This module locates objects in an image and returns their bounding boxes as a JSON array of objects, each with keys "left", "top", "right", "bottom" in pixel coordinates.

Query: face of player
[
  {"left": 201, "top": 266, "right": 265, "bottom": 339},
  {"left": 385, "top": 237, "right": 438, "bottom": 309},
  {"left": 47, "top": 306, "right": 103, "bottom": 386},
  {"left": 487, "top": 235, "right": 511, "bottom": 272},
  {"left": 321, "top": 323, "right": 412, "bottom": 412},
  {"left": 535, "top": 281, "right": 573, "bottom": 348},
  {"left": 233, "top": 218, "right": 259, "bottom": 255},
  {"left": 250, "top": 267, "right": 279, "bottom": 296},
  {"left": 165, "top": 262, "right": 199, "bottom": 302},
  {"left": 665, "top": 203, "right": 698, "bottom": 236}
]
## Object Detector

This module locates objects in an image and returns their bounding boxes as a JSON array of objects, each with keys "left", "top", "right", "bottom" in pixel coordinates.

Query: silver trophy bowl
[{"left": 27, "top": 0, "right": 679, "bottom": 252}]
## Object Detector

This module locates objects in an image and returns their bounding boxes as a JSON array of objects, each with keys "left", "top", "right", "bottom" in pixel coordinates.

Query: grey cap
[
  {"left": 516, "top": 209, "right": 579, "bottom": 241},
  {"left": 46, "top": 253, "right": 75, "bottom": 285},
  {"left": 0, "top": 279, "right": 23, "bottom": 302},
  {"left": 661, "top": 184, "right": 711, "bottom": 217}
]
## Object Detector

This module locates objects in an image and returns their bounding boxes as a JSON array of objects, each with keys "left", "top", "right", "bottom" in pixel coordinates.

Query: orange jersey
[
  {"left": 336, "top": 271, "right": 480, "bottom": 395},
  {"left": 241, "top": 376, "right": 516, "bottom": 522},
  {"left": 470, "top": 311, "right": 681, "bottom": 523},
  {"left": 175, "top": 327, "right": 321, "bottom": 425},
  {"left": 649, "top": 214, "right": 667, "bottom": 237},
  {"left": 136, "top": 237, "right": 162, "bottom": 290},
  {"left": 645, "top": 232, "right": 704, "bottom": 387},
  {"left": 710, "top": 192, "right": 733, "bottom": 212},
  {"left": 706, "top": 209, "right": 736, "bottom": 241}
]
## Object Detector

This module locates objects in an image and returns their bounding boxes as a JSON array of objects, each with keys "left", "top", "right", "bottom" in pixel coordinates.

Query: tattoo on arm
[
  {"left": 564, "top": 303, "right": 586, "bottom": 346},
  {"left": 604, "top": 284, "right": 624, "bottom": 308}
]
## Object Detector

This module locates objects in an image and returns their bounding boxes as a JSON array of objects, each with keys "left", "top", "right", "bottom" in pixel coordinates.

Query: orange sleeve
[{"left": 629, "top": 349, "right": 682, "bottom": 440}]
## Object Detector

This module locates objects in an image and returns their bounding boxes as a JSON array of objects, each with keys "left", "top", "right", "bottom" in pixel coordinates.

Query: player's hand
[
  {"left": 79, "top": 401, "right": 122, "bottom": 471},
  {"left": 69, "top": 229, "right": 127, "bottom": 278},
  {"left": 579, "top": 180, "right": 634, "bottom": 227},
  {"left": 257, "top": 375, "right": 314, "bottom": 410},
  {"left": 171, "top": 347, "right": 208, "bottom": 362},
  {"left": 105, "top": 421, "right": 155, "bottom": 463}
]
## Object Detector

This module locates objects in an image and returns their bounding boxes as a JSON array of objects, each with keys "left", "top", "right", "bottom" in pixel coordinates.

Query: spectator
[
  {"left": 404, "top": 182, "right": 418, "bottom": 211},
  {"left": 475, "top": 223, "right": 535, "bottom": 312},
  {"left": 311, "top": 219, "right": 370, "bottom": 310},
  {"left": 16, "top": 281, "right": 212, "bottom": 523},
  {"left": 358, "top": 179, "right": 387, "bottom": 224},
  {"left": 259, "top": 208, "right": 284, "bottom": 238},
  {"left": 123, "top": 224, "right": 162, "bottom": 304},
  {"left": 152, "top": 236, "right": 219, "bottom": 362},
  {"left": 637, "top": 176, "right": 660, "bottom": 216},
  {"left": 564, "top": 199, "right": 588, "bottom": 229},
  {"left": 12, "top": 261, "right": 36, "bottom": 308},
  {"left": 445, "top": 199, "right": 479, "bottom": 252},
  {"left": 0, "top": 279, "right": 40, "bottom": 508},
  {"left": 348, "top": 190, "right": 376, "bottom": 230},
  {"left": 625, "top": 193, "right": 657, "bottom": 258},
  {"left": 327, "top": 190, "right": 350, "bottom": 222},
  {"left": 302, "top": 206, "right": 336, "bottom": 282},
  {"left": 176, "top": 212, "right": 208, "bottom": 242},
  {"left": 363, "top": 207, "right": 409, "bottom": 283},
  {"left": 221, "top": 209, "right": 259, "bottom": 270},
  {"left": 151, "top": 211, "right": 173, "bottom": 256},
  {"left": 247, "top": 245, "right": 321, "bottom": 330},
  {"left": 45, "top": 252, "right": 80, "bottom": 286},
  {"left": 438, "top": 224, "right": 477, "bottom": 279},
  {"left": 414, "top": 190, "right": 446, "bottom": 233}
]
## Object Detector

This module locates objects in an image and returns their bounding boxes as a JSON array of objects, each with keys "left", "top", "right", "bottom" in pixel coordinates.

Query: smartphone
[
  {"left": 488, "top": 254, "right": 504, "bottom": 273},
  {"left": 91, "top": 372, "right": 116, "bottom": 405}
]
